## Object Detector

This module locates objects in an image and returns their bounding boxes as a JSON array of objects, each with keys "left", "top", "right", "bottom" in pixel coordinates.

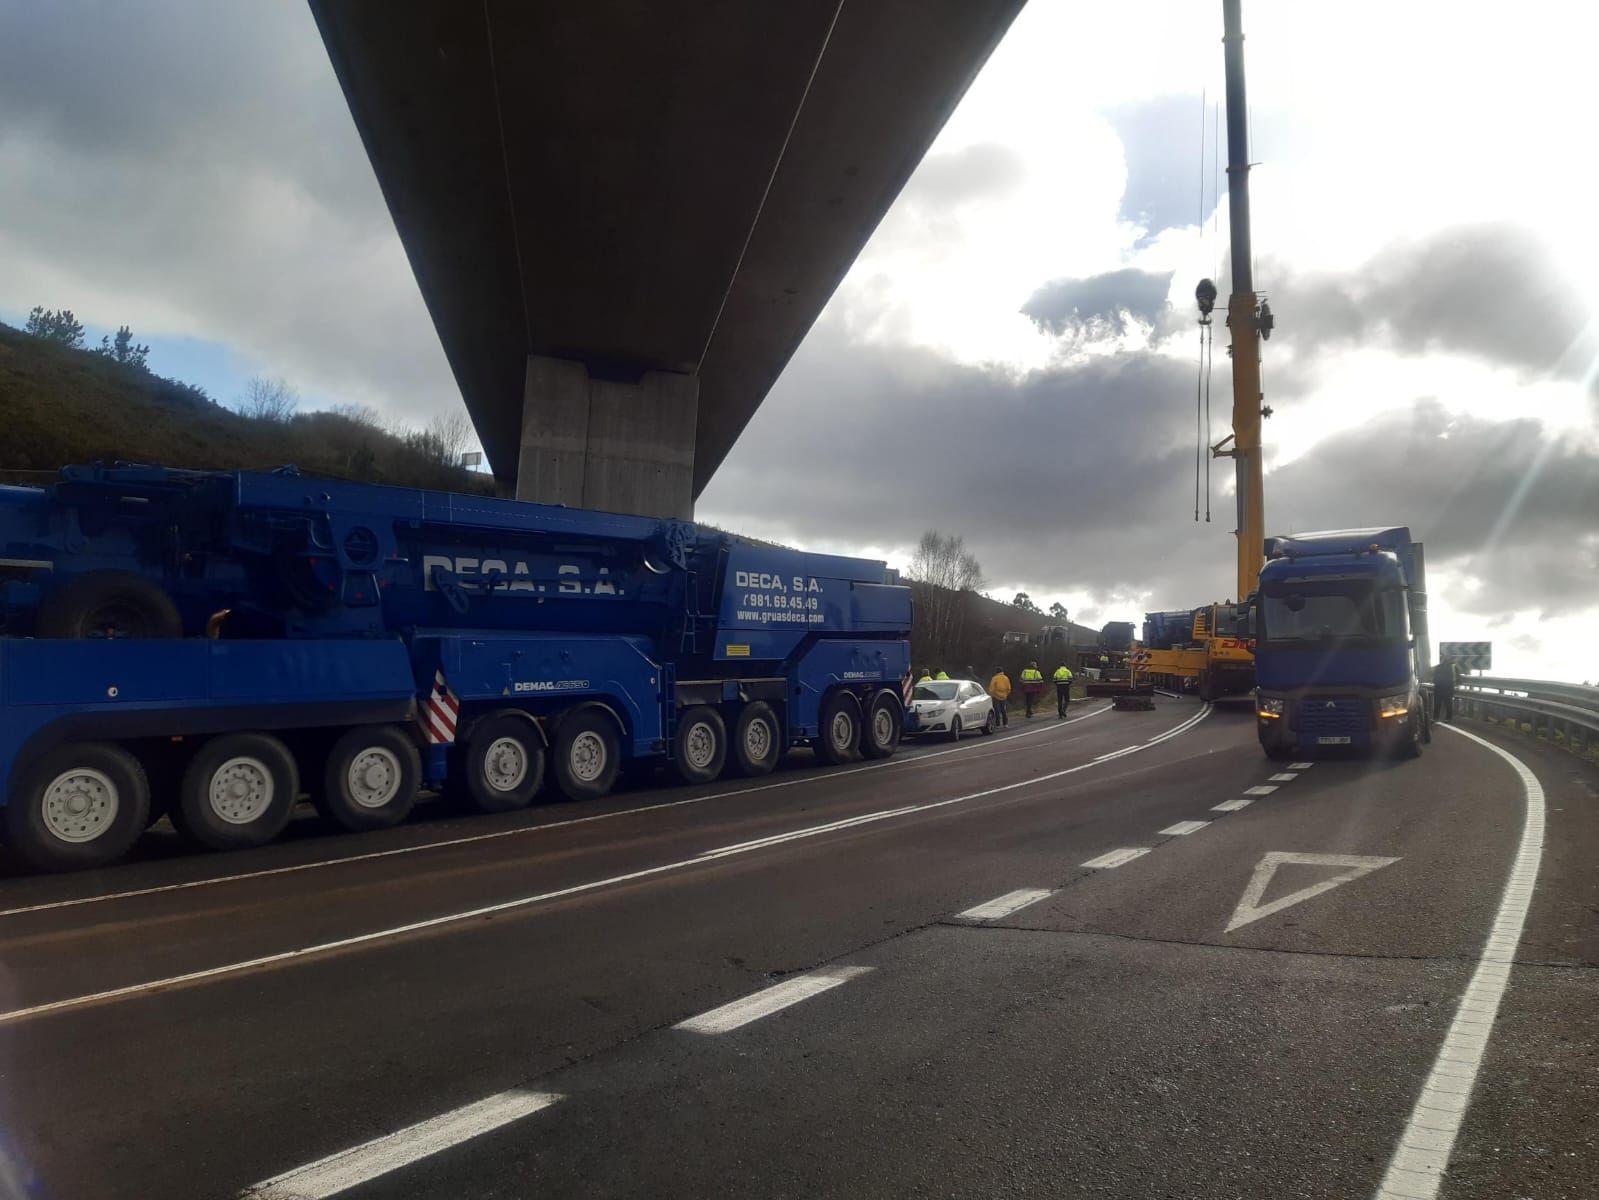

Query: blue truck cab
[{"left": 1250, "top": 527, "right": 1431, "bottom": 760}]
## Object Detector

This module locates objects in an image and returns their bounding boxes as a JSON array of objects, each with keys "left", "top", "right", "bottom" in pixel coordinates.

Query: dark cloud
[
  {"left": 1266, "top": 223, "right": 1592, "bottom": 379},
  {"left": 1022, "top": 268, "right": 1174, "bottom": 337},
  {"left": 703, "top": 316, "right": 1287, "bottom": 613},
  {"left": 1104, "top": 94, "right": 1212, "bottom": 239},
  {"left": 703, "top": 318, "right": 1599, "bottom": 622},
  {"left": 1270, "top": 401, "right": 1599, "bottom": 618}
]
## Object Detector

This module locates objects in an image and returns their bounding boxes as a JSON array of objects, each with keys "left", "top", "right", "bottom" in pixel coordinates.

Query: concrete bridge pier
[{"left": 515, "top": 355, "right": 699, "bottom": 520}]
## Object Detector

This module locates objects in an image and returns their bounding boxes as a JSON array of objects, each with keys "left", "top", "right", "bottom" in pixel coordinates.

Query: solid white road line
[
  {"left": 1373, "top": 725, "right": 1546, "bottom": 1200},
  {"left": 1080, "top": 847, "right": 1151, "bottom": 869},
  {"left": 674, "top": 966, "right": 873, "bottom": 1034},
  {"left": 957, "top": 888, "right": 1053, "bottom": 921},
  {"left": 1243, "top": 784, "right": 1279, "bottom": 796},
  {"left": 1211, "top": 798, "right": 1254, "bottom": 813},
  {"left": 1157, "top": 820, "right": 1210, "bottom": 836},
  {"left": 0, "top": 704, "right": 1117, "bottom": 920},
  {"left": 0, "top": 705, "right": 1214, "bottom": 1026},
  {"left": 1268, "top": 772, "right": 1299, "bottom": 782},
  {"left": 1289, "top": 761, "right": 1313, "bottom": 770},
  {"left": 242, "top": 1089, "right": 561, "bottom": 1200}
]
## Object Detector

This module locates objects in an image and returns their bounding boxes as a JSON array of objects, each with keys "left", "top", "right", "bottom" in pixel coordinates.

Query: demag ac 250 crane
[{"left": 1135, "top": 0, "right": 1270, "bottom": 704}]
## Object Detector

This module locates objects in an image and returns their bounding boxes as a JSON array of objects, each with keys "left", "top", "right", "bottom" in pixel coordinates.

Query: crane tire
[
  {"left": 319, "top": 724, "right": 421, "bottom": 831},
  {"left": 732, "top": 702, "right": 782, "bottom": 777},
  {"left": 5, "top": 742, "right": 150, "bottom": 871},
  {"left": 173, "top": 732, "right": 297, "bottom": 851},
  {"left": 38, "top": 571, "right": 182, "bottom": 639}
]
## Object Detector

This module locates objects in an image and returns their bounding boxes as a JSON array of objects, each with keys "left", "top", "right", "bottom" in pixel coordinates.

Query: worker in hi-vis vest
[
  {"left": 988, "top": 667, "right": 1012, "bottom": 727},
  {"left": 1019, "top": 662, "right": 1045, "bottom": 718},
  {"left": 1053, "top": 663, "right": 1074, "bottom": 718}
]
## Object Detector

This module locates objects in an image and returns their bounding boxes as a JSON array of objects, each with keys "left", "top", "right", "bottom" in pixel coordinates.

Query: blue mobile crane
[{"left": 0, "top": 465, "right": 911, "bottom": 871}]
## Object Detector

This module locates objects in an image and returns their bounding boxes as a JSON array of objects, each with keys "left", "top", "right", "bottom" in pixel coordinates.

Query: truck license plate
[{"left": 1316, "top": 736, "right": 1352, "bottom": 745}]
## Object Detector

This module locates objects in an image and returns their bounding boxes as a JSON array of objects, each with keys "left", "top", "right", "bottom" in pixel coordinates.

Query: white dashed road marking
[
  {"left": 957, "top": 889, "right": 1053, "bottom": 921},
  {"left": 1244, "top": 784, "right": 1279, "bottom": 796},
  {"left": 0, "top": 705, "right": 1118, "bottom": 920},
  {"left": 1269, "top": 772, "right": 1299, "bottom": 782},
  {"left": 242, "top": 1089, "right": 561, "bottom": 1200},
  {"left": 1081, "top": 848, "right": 1150, "bottom": 869},
  {"left": 1374, "top": 726, "right": 1546, "bottom": 1200},
  {"left": 1157, "top": 820, "right": 1210, "bottom": 836},
  {"left": 1289, "top": 762, "right": 1313, "bottom": 769},
  {"left": 1211, "top": 798, "right": 1254, "bottom": 812},
  {"left": 0, "top": 706, "right": 1213, "bottom": 1027},
  {"left": 675, "top": 966, "right": 873, "bottom": 1034}
]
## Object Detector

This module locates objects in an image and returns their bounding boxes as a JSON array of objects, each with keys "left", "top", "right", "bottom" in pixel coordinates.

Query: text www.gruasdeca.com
[{"left": 737, "top": 611, "right": 828, "bottom": 625}]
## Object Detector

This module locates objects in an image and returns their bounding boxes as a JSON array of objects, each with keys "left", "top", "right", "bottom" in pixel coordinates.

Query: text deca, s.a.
[
  {"left": 422, "top": 555, "right": 620, "bottom": 596},
  {"left": 733, "top": 571, "right": 822, "bottom": 594}
]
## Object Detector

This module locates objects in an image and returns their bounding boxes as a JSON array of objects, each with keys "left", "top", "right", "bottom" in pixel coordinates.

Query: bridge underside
[{"left": 312, "top": 0, "right": 1021, "bottom": 517}]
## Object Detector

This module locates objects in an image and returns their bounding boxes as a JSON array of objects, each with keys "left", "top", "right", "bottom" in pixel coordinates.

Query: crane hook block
[{"left": 1195, "top": 278, "right": 1218, "bottom": 317}]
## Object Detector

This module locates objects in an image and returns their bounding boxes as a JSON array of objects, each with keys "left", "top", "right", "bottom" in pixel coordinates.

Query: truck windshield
[{"left": 1261, "top": 585, "right": 1409, "bottom": 645}]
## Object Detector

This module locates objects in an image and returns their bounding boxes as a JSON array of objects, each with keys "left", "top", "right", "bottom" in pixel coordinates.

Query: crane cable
[{"left": 1194, "top": 90, "right": 1206, "bottom": 523}]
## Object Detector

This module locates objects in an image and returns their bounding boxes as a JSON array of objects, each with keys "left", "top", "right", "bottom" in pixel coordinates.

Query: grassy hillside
[{"left": 0, "top": 321, "right": 489, "bottom": 493}]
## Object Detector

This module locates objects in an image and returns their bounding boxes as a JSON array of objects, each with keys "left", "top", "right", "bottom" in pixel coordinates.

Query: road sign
[
  {"left": 1226, "top": 852, "right": 1400, "bottom": 932},
  {"left": 1439, "top": 641, "right": 1492, "bottom": 671}
]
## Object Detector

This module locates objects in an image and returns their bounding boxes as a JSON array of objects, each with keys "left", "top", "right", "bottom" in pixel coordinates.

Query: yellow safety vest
[
  {"left": 935, "top": 671, "right": 950, "bottom": 680},
  {"left": 1020, "top": 668, "right": 1043, "bottom": 683},
  {"left": 1053, "top": 666, "right": 1073, "bottom": 682}
]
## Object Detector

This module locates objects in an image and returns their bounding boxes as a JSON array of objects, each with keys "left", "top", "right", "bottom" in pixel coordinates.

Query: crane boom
[{"left": 1221, "top": 0, "right": 1266, "bottom": 602}]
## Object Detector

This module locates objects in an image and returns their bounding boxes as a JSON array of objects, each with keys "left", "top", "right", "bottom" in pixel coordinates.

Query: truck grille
[{"left": 1295, "top": 697, "right": 1367, "bottom": 733}]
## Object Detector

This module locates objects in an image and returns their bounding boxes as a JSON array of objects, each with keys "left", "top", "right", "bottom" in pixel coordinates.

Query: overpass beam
[{"left": 515, "top": 355, "right": 699, "bottom": 520}]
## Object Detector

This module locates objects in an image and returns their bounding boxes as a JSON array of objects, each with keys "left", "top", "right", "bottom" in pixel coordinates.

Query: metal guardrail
[{"left": 1452, "top": 675, "right": 1599, "bottom": 755}]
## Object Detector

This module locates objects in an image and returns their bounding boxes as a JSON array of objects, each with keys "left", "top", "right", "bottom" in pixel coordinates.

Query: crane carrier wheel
[
  {"left": 318, "top": 724, "right": 422, "bottom": 830},
  {"left": 5, "top": 742, "right": 150, "bottom": 871},
  {"left": 38, "top": 570, "right": 182, "bottom": 640},
  {"left": 859, "top": 690, "right": 903, "bottom": 759},
  {"left": 673, "top": 705, "right": 727, "bottom": 785},
  {"left": 815, "top": 691, "right": 862, "bottom": 766},
  {"left": 551, "top": 708, "right": 622, "bottom": 801},
  {"left": 172, "top": 732, "right": 298, "bottom": 852},
  {"left": 452, "top": 713, "right": 547, "bottom": 813},
  {"left": 731, "top": 702, "right": 782, "bottom": 777}
]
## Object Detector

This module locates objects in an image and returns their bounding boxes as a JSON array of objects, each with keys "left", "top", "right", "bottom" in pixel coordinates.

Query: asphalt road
[{"left": 0, "top": 698, "right": 1593, "bottom": 1199}]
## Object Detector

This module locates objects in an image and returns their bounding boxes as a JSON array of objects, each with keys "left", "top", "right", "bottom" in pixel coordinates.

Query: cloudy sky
[{"left": 2, "top": 2, "right": 1595, "bottom": 680}]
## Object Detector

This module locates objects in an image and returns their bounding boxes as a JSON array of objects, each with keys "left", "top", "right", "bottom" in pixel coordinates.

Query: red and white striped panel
[
  {"left": 901, "top": 672, "right": 914, "bottom": 706},
  {"left": 419, "top": 669, "right": 460, "bottom": 744}
]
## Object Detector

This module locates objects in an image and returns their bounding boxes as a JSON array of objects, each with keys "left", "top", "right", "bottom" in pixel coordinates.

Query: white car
[{"left": 906, "top": 679, "right": 996, "bottom": 740}]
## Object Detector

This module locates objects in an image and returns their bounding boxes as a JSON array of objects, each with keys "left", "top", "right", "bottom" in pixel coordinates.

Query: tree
[
  {"left": 25, "top": 306, "right": 85, "bottom": 348},
  {"left": 907, "top": 529, "right": 985, "bottom": 665},
  {"left": 240, "top": 376, "right": 299, "bottom": 423},
  {"left": 1012, "top": 592, "right": 1040, "bottom": 613},
  {"left": 427, "top": 409, "right": 474, "bottom": 466},
  {"left": 1049, "top": 601, "right": 1069, "bottom": 620},
  {"left": 96, "top": 325, "right": 150, "bottom": 369}
]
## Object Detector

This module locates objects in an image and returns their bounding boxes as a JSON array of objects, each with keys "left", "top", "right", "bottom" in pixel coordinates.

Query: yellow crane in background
[{"left": 1137, "top": 0, "right": 1272, "bottom": 703}]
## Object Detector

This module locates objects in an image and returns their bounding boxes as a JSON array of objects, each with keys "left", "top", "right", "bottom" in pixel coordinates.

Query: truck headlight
[
  {"left": 1378, "top": 692, "right": 1410, "bottom": 719},
  {"left": 1256, "top": 696, "right": 1284, "bottom": 720}
]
